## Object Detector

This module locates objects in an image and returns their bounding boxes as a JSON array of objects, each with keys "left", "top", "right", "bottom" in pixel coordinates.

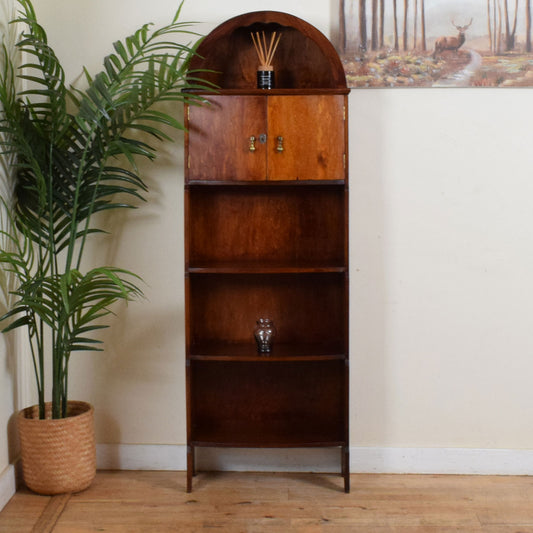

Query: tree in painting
[
  {"left": 527, "top": 0, "right": 532, "bottom": 51},
  {"left": 340, "top": 0, "right": 533, "bottom": 87}
]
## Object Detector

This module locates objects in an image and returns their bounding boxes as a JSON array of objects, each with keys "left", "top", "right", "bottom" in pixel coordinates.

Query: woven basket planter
[{"left": 18, "top": 401, "right": 96, "bottom": 495}]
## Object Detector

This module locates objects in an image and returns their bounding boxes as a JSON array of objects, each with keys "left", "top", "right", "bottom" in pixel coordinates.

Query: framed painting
[{"left": 338, "top": 0, "right": 533, "bottom": 87}]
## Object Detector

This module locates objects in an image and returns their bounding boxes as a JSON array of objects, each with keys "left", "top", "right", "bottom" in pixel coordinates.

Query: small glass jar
[{"left": 254, "top": 318, "right": 276, "bottom": 354}]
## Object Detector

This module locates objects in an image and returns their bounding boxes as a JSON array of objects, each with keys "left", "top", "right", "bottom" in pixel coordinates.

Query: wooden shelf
[
  {"left": 189, "top": 342, "right": 346, "bottom": 361},
  {"left": 186, "top": 179, "right": 346, "bottom": 187},
  {"left": 191, "top": 421, "right": 345, "bottom": 448},
  {"left": 188, "top": 263, "right": 346, "bottom": 274},
  {"left": 185, "top": 88, "right": 350, "bottom": 96}
]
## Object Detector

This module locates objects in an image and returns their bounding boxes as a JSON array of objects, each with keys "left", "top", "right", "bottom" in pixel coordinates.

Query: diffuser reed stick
[{"left": 251, "top": 31, "right": 281, "bottom": 70}]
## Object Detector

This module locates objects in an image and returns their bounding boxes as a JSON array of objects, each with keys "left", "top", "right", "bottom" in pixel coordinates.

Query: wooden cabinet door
[
  {"left": 187, "top": 96, "right": 266, "bottom": 181},
  {"left": 267, "top": 95, "right": 346, "bottom": 181}
]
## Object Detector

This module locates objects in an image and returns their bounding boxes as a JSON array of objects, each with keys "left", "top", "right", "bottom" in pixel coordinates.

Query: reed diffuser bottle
[{"left": 251, "top": 31, "right": 281, "bottom": 89}]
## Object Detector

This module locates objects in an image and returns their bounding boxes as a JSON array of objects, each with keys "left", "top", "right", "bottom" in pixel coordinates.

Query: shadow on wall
[
  {"left": 69, "top": 102, "right": 187, "bottom": 444},
  {"left": 96, "top": 102, "right": 186, "bottom": 269},
  {"left": 88, "top": 305, "right": 186, "bottom": 443},
  {"left": 3, "top": 330, "right": 19, "bottom": 465}
]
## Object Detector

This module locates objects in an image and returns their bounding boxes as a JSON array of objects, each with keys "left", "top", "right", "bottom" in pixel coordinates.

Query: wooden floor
[{"left": 1, "top": 471, "right": 533, "bottom": 532}]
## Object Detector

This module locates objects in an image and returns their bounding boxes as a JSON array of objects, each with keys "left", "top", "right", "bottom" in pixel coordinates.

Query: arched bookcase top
[{"left": 188, "top": 11, "right": 347, "bottom": 90}]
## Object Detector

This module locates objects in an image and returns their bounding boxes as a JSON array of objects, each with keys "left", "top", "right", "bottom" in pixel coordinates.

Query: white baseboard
[
  {"left": 0, "top": 464, "right": 16, "bottom": 512},
  {"left": 352, "top": 447, "right": 533, "bottom": 475},
  {"left": 97, "top": 444, "right": 186, "bottom": 471},
  {"left": 96, "top": 444, "right": 338, "bottom": 472},
  {"left": 96, "top": 444, "right": 533, "bottom": 476}
]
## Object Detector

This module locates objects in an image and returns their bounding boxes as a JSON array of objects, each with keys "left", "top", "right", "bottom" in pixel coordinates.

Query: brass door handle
[
  {"left": 276, "top": 136, "right": 284, "bottom": 153},
  {"left": 249, "top": 136, "right": 256, "bottom": 152}
]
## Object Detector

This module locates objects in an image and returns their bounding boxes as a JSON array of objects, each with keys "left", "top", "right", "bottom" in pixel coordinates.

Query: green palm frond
[{"left": 0, "top": 0, "right": 213, "bottom": 418}]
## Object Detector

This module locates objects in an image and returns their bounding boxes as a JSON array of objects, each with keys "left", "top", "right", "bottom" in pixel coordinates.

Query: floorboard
[{"left": 1, "top": 471, "right": 533, "bottom": 532}]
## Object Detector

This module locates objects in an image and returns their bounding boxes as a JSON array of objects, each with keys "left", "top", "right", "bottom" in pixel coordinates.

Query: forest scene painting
[{"left": 338, "top": 0, "right": 533, "bottom": 87}]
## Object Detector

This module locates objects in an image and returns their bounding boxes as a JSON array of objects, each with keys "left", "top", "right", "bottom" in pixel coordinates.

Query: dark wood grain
[
  {"left": 188, "top": 11, "right": 346, "bottom": 90},
  {"left": 190, "top": 360, "right": 345, "bottom": 446},
  {"left": 268, "top": 95, "right": 346, "bottom": 181},
  {"left": 187, "top": 95, "right": 346, "bottom": 182},
  {"left": 187, "top": 185, "right": 345, "bottom": 268},
  {"left": 184, "top": 11, "right": 349, "bottom": 493},
  {"left": 187, "top": 96, "right": 266, "bottom": 181},
  {"left": 188, "top": 341, "right": 345, "bottom": 361},
  {"left": 188, "top": 273, "right": 345, "bottom": 346}
]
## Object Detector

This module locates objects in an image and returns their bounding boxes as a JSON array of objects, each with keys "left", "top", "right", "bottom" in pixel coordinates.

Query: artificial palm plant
[{"left": 0, "top": 0, "right": 208, "bottom": 419}]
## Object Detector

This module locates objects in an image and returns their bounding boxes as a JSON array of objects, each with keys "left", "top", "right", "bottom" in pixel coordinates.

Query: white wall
[
  {"left": 26, "top": 0, "right": 533, "bottom": 470},
  {"left": 351, "top": 89, "right": 533, "bottom": 450}
]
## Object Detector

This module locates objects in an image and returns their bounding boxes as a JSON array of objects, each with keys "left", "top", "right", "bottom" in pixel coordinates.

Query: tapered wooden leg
[
  {"left": 342, "top": 446, "right": 350, "bottom": 493},
  {"left": 187, "top": 445, "right": 194, "bottom": 493}
]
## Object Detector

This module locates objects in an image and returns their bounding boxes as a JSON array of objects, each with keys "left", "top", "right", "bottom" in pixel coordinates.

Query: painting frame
[{"left": 337, "top": 0, "right": 533, "bottom": 88}]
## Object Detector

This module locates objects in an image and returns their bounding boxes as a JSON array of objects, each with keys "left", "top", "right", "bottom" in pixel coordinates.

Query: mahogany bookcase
[{"left": 184, "top": 11, "right": 350, "bottom": 492}]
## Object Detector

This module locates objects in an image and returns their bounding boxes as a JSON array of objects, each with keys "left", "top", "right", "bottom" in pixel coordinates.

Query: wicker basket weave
[{"left": 18, "top": 401, "right": 96, "bottom": 495}]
